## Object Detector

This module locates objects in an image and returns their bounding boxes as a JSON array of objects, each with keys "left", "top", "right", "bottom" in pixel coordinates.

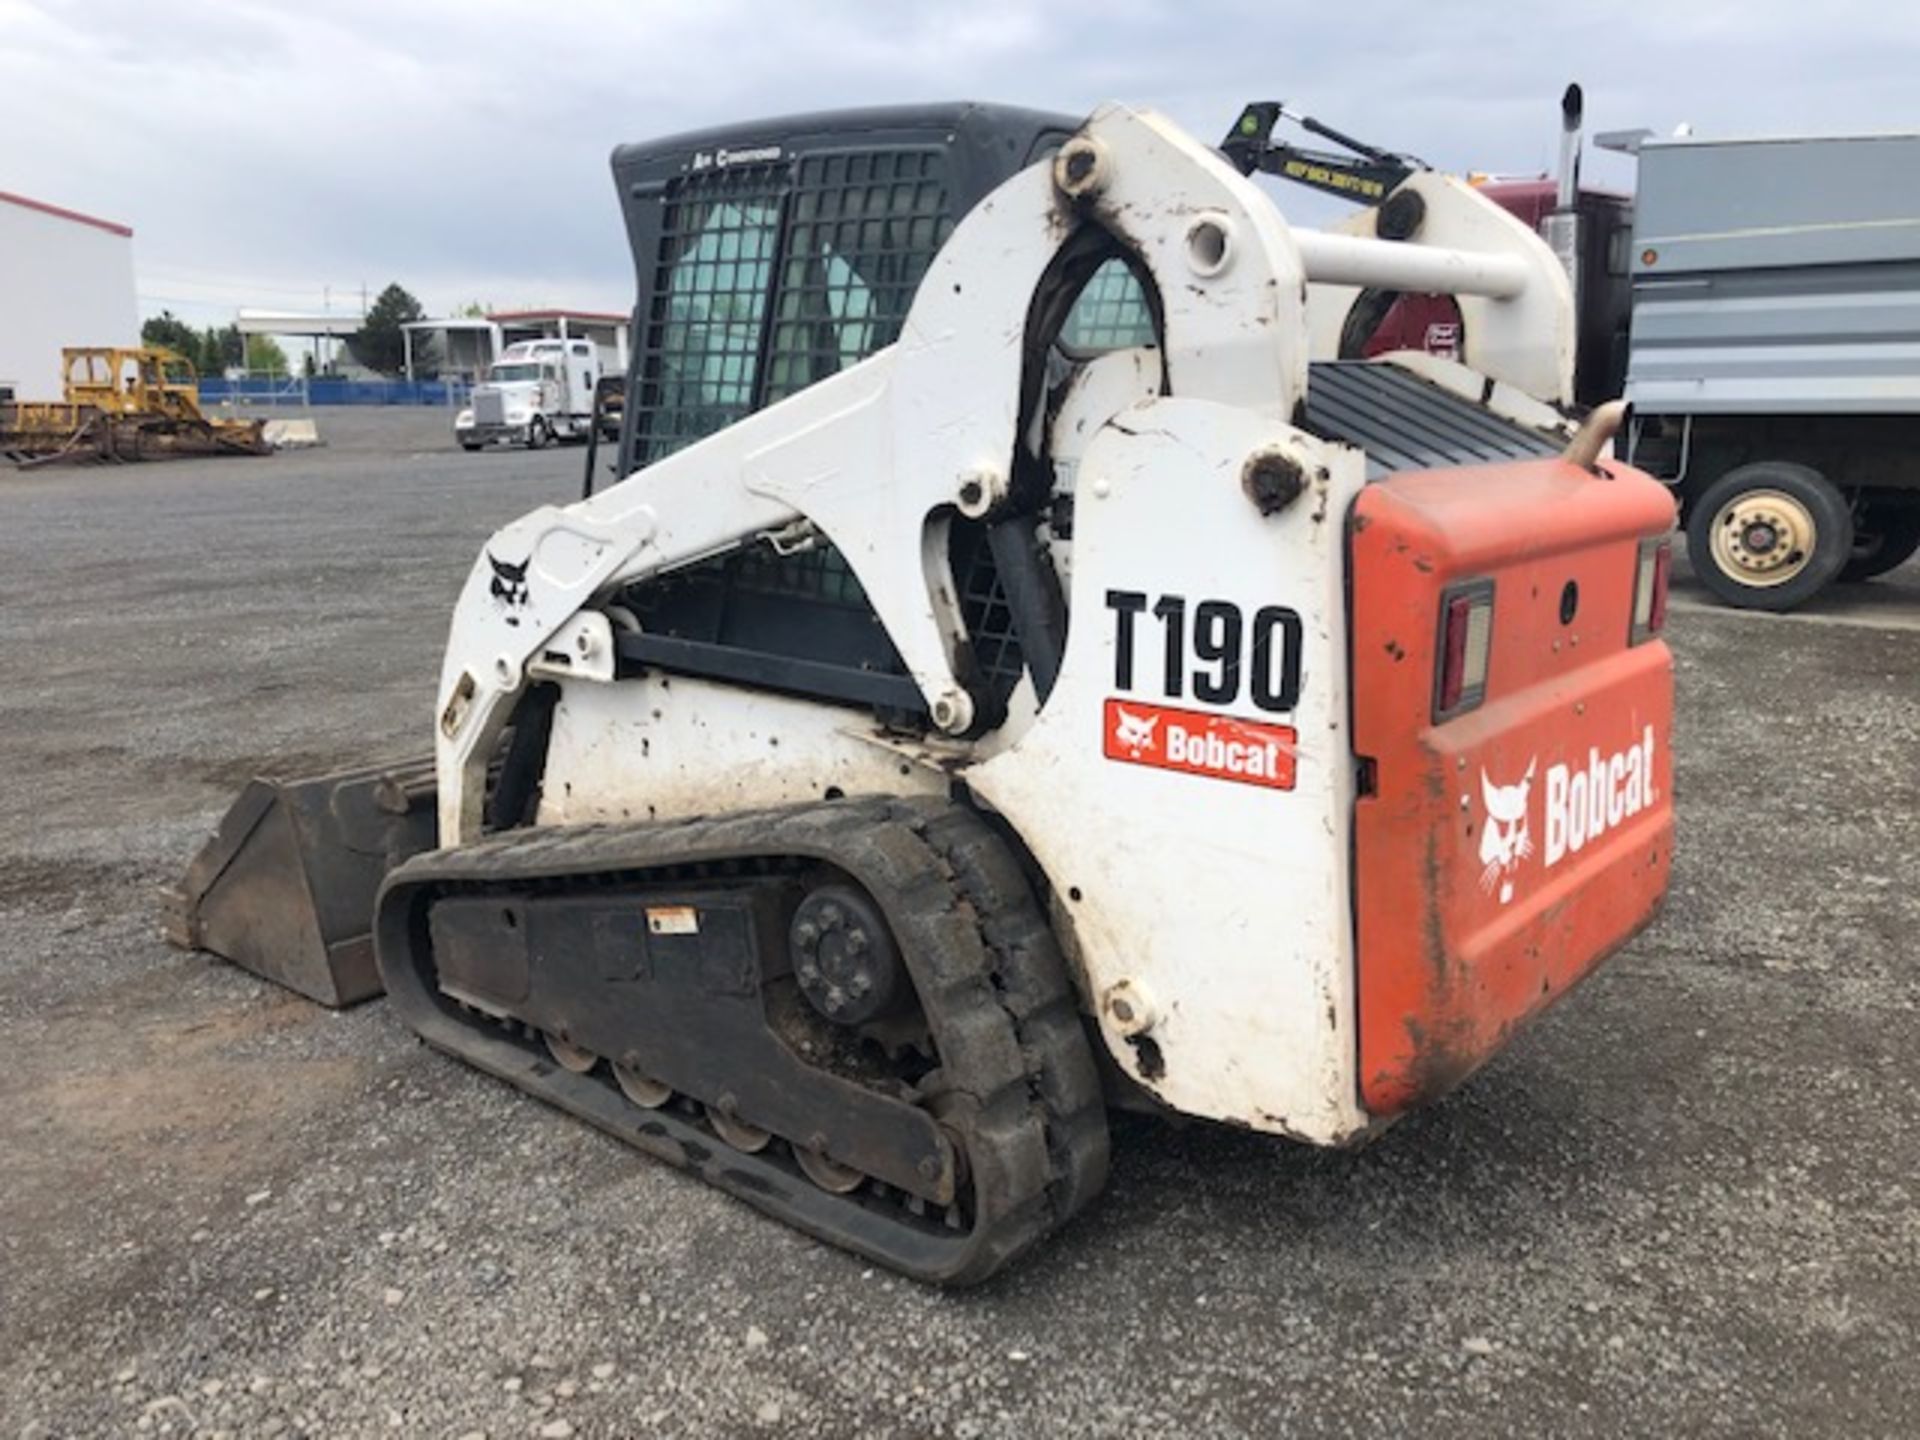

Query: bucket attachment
[{"left": 162, "top": 758, "right": 440, "bottom": 1006}]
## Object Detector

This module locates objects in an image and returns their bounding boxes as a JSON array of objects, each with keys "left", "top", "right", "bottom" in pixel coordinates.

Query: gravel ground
[{"left": 2, "top": 409, "right": 1916, "bottom": 1438}]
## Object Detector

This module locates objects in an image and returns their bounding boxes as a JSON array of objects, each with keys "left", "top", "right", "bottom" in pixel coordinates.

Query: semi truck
[{"left": 455, "top": 338, "right": 603, "bottom": 450}]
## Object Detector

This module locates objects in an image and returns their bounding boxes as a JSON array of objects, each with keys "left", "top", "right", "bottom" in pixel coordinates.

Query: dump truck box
[{"left": 1625, "top": 132, "right": 1920, "bottom": 417}]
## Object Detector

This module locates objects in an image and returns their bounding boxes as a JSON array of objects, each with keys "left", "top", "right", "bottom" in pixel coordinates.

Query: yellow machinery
[{"left": 0, "top": 347, "right": 269, "bottom": 466}]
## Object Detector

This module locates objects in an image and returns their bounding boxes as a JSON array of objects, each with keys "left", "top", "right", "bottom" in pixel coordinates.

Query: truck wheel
[
  {"left": 1839, "top": 504, "right": 1920, "bottom": 583},
  {"left": 526, "top": 418, "right": 549, "bottom": 450},
  {"left": 460, "top": 441, "right": 482, "bottom": 452},
  {"left": 1685, "top": 461, "right": 1853, "bottom": 612}
]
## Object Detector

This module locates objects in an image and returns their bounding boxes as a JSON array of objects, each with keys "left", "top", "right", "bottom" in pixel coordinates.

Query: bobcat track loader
[{"left": 166, "top": 102, "right": 1675, "bottom": 1284}]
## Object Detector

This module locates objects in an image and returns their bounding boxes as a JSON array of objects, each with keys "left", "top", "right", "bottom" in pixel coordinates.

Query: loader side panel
[{"left": 1349, "top": 460, "right": 1676, "bottom": 1116}]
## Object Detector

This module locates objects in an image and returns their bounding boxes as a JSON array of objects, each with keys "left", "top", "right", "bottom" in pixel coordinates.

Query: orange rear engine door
[{"left": 1349, "top": 458, "right": 1676, "bottom": 1117}]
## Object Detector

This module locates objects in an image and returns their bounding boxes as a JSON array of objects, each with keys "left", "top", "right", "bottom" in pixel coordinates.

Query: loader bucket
[{"left": 161, "top": 758, "right": 440, "bottom": 1006}]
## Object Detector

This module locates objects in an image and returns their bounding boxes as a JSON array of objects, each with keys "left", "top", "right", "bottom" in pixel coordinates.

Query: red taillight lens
[
  {"left": 1631, "top": 538, "right": 1670, "bottom": 643},
  {"left": 1433, "top": 580, "right": 1494, "bottom": 722},
  {"left": 1439, "top": 594, "right": 1471, "bottom": 713},
  {"left": 1649, "top": 542, "right": 1671, "bottom": 633}
]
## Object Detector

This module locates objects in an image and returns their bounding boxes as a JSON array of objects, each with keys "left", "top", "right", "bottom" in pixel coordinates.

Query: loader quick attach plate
[{"left": 373, "top": 797, "right": 1109, "bottom": 1286}]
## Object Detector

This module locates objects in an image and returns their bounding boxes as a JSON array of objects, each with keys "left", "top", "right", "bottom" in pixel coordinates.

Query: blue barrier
[{"left": 198, "top": 378, "right": 471, "bottom": 407}]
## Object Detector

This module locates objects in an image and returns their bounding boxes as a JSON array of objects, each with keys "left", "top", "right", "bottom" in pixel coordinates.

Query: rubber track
[{"left": 374, "top": 796, "right": 1109, "bottom": 1286}]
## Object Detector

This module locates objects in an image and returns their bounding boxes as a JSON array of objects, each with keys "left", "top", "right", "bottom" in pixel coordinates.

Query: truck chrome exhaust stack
[{"left": 1543, "top": 82, "right": 1585, "bottom": 314}]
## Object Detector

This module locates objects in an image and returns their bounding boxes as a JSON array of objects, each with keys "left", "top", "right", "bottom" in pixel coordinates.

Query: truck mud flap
[{"left": 161, "top": 758, "right": 440, "bottom": 1006}]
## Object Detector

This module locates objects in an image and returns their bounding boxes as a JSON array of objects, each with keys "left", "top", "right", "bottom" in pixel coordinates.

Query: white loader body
[{"left": 431, "top": 106, "right": 1581, "bottom": 1142}]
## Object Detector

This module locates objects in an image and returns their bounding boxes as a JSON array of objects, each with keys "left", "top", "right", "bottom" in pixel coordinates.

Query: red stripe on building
[{"left": 0, "top": 190, "right": 133, "bottom": 238}]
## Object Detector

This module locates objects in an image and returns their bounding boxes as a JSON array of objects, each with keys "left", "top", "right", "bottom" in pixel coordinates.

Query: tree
[
  {"left": 245, "top": 334, "right": 290, "bottom": 376},
  {"left": 141, "top": 310, "right": 201, "bottom": 362},
  {"left": 353, "top": 282, "right": 432, "bottom": 376},
  {"left": 199, "top": 324, "right": 243, "bottom": 378}
]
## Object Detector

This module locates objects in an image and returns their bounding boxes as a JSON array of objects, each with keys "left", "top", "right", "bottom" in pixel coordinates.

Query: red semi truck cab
[{"left": 1363, "top": 180, "right": 1635, "bottom": 408}]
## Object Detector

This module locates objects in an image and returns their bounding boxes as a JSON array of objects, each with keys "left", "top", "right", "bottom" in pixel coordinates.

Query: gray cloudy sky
[{"left": 4, "top": 0, "right": 1918, "bottom": 327}]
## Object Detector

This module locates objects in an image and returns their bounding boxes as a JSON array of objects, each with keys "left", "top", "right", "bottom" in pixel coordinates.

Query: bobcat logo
[
  {"left": 1478, "top": 760, "right": 1536, "bottom": 905},
  {"left": 1112, "top": 706, "right": 1159, "bottom": 757},
  {"left": 487, "top": 551, "right": 530, "bottom": 627}
]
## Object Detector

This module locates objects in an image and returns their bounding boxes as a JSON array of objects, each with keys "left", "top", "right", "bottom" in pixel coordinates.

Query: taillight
[
  {"left": 1631, "top": 538, "right": 1670, "bottom": 643},
  {"left": 1433, "top": 579, "right": 1494, "bottom": 722}
]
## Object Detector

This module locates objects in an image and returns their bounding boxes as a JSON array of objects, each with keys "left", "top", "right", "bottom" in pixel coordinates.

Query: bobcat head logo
[
  {"left": 1113, "top": 706, "right": 1159, "bottom": 757},
  {"left": 1478, "top": 760, "right": 1536, "bottom": 905},
  {"left": 487, "top": 551, "right": 530, "bottom": 627}
]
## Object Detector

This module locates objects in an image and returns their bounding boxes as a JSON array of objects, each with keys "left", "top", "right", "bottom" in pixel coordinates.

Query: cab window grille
[
  {"left": 636, "top": 164, "right": 786, "bottom": 464},
  {"left": 636, "top": 149, "right": 953, "bottom": 465},
  {"left": 1060, "top": 258, "right": 1156, "bottom": 351},
  {"left": 625, "top": 143, "right": 1022, "bottom": 720},
  {"left": 949, "top": 520, "right": 1025, "bottom": 709},
  {"left": 622, "top": 543, "right": 902, "bottom": 684},
  {"left": 765, "top": 149, "right": 953, "bottom": 403},
  {"left": 731, "top": 544, "right": 872, "bottom": 607}
]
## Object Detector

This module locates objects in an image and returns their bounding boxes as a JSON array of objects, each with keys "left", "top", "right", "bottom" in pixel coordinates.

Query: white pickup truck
[{"left": 455, "top": 339, "right": 602, "bottom": 450}]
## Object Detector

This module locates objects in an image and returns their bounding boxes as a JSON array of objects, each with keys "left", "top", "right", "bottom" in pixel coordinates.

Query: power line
[
  {"left": 140, "top": 257, "right": 368, "bottom": 285},
  {"left": 136, "top": 275, "right": 362, "bottom": 304}
]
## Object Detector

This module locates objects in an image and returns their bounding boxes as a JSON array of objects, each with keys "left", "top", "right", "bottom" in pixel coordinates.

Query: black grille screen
[
  {"left": 1060, "top": 258, "right": 1156, "bottom": 350},
  {"left": 949, "top": 520, "right": 1025, "bottom": 709},
  {"left": 636, "top": 163, "right": 785, "bottom": 463},
  {"left": 625, "top": 141, "right": 1026, "bottom": 720},
  {"left": 625, "top": 542, "right": 902, "bottom": 682},
  {"left": 635, "top": 148, "right": 951, "bottom": 464},
  {"left": 766, "top": 150, "right": 953, "bottom": 403}
]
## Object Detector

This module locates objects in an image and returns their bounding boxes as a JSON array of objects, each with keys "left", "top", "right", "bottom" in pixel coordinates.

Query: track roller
[
  {"left": 707, "top": 1103, "right": 773, "bottom": 1153},
  {"left": 613, "top": 1062, "right": 672, "bottom": 1108},
  {"left": 544, "top": 1032, "right": 598, "bottom": 1073}
]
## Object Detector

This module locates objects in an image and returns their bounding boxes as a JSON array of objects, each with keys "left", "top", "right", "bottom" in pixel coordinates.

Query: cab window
[{"left": 1060, "top": 258, "right": 1156, "bottom": 352}]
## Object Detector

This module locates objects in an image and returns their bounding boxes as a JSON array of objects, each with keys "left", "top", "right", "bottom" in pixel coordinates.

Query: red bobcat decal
[{"left": 1103, "top": 699, "right": 1297, "bottom": 790}]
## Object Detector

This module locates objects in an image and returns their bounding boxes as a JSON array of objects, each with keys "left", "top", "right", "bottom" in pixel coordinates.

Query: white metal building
[
  {"left": 0, "top": 190, "right": 139, "bottom": 401},
  {"left": 401, "top": 308, "right": 631, "bottom": 382}
]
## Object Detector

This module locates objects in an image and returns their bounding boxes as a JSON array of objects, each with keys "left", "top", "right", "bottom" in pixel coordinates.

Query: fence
[{"left": 198, "top": 376, "right": 473, "bottom": 408}]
